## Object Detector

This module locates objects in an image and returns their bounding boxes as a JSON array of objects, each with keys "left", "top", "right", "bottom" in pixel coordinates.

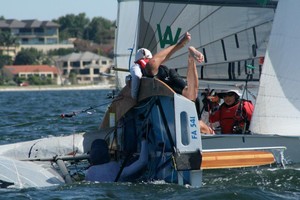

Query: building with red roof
[{"left": 2, "top": 65, "right": 61, "bottom": 85}]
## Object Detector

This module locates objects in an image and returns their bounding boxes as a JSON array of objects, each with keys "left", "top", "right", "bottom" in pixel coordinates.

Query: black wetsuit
[{"left": 142, "top": 65, "right": 186, "bottom": 94}]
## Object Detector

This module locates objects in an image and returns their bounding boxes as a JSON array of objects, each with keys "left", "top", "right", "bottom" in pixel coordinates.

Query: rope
[
  {"left": 0, "top": 117, "right": 61, "bottom": 129},
  {"left": 0, "top": 100, "right": 113, "bottom": 129},
  {"left": 60, "top": 101, "right": 112, "bottom": 118}
]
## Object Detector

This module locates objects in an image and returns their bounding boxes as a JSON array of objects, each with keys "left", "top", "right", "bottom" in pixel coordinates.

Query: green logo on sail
[{"left": 157, "top": 24, "right": 182, "bottom": 48}]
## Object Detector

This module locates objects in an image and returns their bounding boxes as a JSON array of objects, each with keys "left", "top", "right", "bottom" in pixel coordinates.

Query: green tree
[
  {"left": 47, "top": 48, "right": 75, "bottom": 56},
  {"left": 0, "top": 31, "right": 19, "bottom": 55},
  {"left": 14, "top": 48, "right": 44, "bottom": 65},
  {"left": 27, "top": 75, "right": 52, "bottom": 85},
  {"left": 14, "top": 76, "right": 27, "bottom": 85},
  {"left": 54, "top": 13, "right": 90, "bottom": 41},
  {"left": 0, "top": 55, "right": 12, "bottom": 69},
  {"left": 69, "top": 72, "right": 77, "bottom": 85},
  {"left": 86, "top": 17, "right": 115, "bottom": 44},
  {"left": 53, "top": 13, "right": 115, "bottom": 45}
]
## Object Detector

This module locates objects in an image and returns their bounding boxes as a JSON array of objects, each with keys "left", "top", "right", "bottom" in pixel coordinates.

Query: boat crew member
[
  {"left": 129, "top": 32, "right": 213, "bottom": 134},
  {"left": 85, "top": 138, "right": 148, "bottom": 182},
  {"left": 209, "top": 90, "right": 254, "bottom": 134},
  {"left": 130, "top": 32, "right": 203, "bottom": 102}
]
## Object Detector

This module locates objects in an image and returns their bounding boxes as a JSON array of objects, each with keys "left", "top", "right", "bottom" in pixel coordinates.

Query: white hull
[{"left": 202, "top": 134, "right": 300, "bottom": 165}]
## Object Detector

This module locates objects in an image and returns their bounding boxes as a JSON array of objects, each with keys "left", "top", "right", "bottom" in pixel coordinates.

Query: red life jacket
[
  {"left": 209, "top": 100, "right": 254, "bottom": 134},
  {"left": 135, "top": 58, "right": 149, "bottom": 69}
]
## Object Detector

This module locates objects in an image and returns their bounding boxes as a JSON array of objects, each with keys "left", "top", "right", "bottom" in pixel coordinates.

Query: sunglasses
[{"left": 224, "top": 92, "right": 236, "bottom": 97}]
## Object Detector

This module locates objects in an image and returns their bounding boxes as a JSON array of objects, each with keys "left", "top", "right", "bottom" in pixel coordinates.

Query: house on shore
[
  {"left": 57, "top": 51, "right": 115, "bottom": 85},
  {"left": 2, "top": 65, "right": 61, "bottom": 85},
  {"left": 0, "top": 19, "right": 73, "bottom": 57}
]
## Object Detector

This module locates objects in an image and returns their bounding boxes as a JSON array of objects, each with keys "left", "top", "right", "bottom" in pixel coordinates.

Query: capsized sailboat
[
  {"left": 114, "top": 0, "right": 300, "bottom": 165},
  {"left": 0, "top": 0, "right": 297, "bottom": 189},
  {"left": 0, "top": 78, "right": 205, "bottom": 188},
  {"left": 0, "top": 78, "right": 276, "bottom": 189}
]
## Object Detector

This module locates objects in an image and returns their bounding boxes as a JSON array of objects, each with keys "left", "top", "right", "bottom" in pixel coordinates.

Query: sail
[
  {"left": 114, "top": 0, "right": 140, "bottom": 88},
  {"left": 115, "top": 0, "right": 277, "bottom": 89},
  {"left": 137, "top": 0, "right": 276, "bottom": 81},
  {"left": 250, "top": 0, "right": 300, "bottom": 136},
  {"left": 0, "top": 156, "right": 64, "bottom": 188}
]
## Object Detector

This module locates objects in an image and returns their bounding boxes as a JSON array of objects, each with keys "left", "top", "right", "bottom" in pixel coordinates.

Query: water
[{"left": 0, "top": 89, "right": 299, "bottom": 199}]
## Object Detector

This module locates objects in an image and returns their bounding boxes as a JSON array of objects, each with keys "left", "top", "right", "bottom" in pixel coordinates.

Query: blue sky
[{"left": 0, "top": 0, "right": 118, "bottom": 21}]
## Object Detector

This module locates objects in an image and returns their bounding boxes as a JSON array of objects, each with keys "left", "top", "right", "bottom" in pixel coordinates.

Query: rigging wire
[
  {"left": 0, "top": 100, "right": 113, "bottom": 129},
  {"left": 241, "top": 64, "right": 256, "bottom": 100},
  {"left": 59, "top": 101, "right": 112, "bottom": 118}
]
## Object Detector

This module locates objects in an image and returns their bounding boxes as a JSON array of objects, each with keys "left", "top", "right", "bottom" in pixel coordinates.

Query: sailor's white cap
[
  {"left": 135, "top": 48, "right": 152, "bottom": 62},
  {"left": 218, "top": 89, "right": 242, "bottom": 98}
]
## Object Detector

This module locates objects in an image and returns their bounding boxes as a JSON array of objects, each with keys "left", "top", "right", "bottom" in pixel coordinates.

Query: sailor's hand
[{"left": 207, "top": 95, "right": 219, "bottom": 103}]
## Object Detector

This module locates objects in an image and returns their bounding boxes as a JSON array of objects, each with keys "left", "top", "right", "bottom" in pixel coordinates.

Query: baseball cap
[
  {"left": 135, "top": 48, "right": 152, "bottom": 62},
  {"left": 218, "top": 89, "right": 241, "bottom": 98}
]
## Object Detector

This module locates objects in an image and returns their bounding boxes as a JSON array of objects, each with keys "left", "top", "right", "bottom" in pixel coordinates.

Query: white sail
[
  {"left": 250, "top": 0, "right": 300, "bottom": 136},
  {"left": 114, "top": 0, "right": 140, "bottom": 88},
  {"left": 115, "top": 0, "right": 277, "bottom": 89},
  {"left": 0, "top": 156, "right": 64, "bottom": 188}
]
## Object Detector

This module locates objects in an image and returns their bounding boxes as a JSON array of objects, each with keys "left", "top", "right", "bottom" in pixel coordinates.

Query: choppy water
[{"left": 0, "top": 89, "right": 299, "bottom": 200}]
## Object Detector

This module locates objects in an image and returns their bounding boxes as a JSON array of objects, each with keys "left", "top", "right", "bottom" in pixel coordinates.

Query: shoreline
[{"left": 0, "top": 84, "right": 116, "bottom": 92}]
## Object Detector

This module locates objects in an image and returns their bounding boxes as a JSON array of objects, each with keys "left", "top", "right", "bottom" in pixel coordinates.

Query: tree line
[
  {"left": 0, "top": 13, "right": 116, "bottom": 85},
  {"left": 54, "top": 13, "right": 115, "bottom": 45}
]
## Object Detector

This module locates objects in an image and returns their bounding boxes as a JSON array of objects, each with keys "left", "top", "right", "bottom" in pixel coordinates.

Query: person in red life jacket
[
  {"left": 209, "top": 90, "right": 254, "bottom": 134},
  {"left": 130, "top": 32, "right": 204, "bottom": 102}
]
